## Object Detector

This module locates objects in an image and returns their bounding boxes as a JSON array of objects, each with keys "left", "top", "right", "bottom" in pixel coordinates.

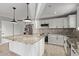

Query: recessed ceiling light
[{"left": 54, "top": 12, "right": 57, "bottom": 14}]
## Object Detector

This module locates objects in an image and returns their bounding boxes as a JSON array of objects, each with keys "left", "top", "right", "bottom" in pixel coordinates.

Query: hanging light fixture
[
  {"left": 11, "top": 7, "right": 17, "bottom": 23},
  {"left": 23, "top": 3, "right": 32, "bottom": 23}
]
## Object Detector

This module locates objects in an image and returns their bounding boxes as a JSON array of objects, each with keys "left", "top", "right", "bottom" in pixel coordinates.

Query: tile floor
[
  {"left": 0, "top": 43, "right": 19, "bottom": 56},
  {"left": 44, "top": 43, "right": 66, "bottom": 56},
  {"left": 0, "top": 43, "right": 66, "bottom": 56}
]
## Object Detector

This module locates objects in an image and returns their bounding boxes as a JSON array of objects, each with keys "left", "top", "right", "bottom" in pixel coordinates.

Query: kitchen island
[{"left": 2, "top": 35, "right": 45, "bottom": 56}]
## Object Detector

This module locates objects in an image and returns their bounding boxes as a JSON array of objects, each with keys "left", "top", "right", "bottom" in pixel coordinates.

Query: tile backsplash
[{"left": 38, "top": 28, "right": 75, "bottom": 35}]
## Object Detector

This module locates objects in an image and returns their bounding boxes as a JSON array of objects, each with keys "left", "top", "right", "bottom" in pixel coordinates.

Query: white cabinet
[
  {"left": 48, "top": 34, "right": 68, "bottom": 46},
  {"left": 48, "top": 34, "right": 64, "bottom": 46},
  {"left": 63, "top": 18, "right": 69, "bottom": 28},
  {"left": 49, "top": 19, "right": 63, "bottom": 28},
  {"left": 49, "top": 18, "right": 68, "bottom": 28},
  {"left": 49, "top": 19, "right": 56, "bottom": 28},
  {"left": 68, "top": 15, "right": 76, "bottom": 28},
  {"left": 39, "top": 17, "right": 69, "bottom": 28},
  {"left": 56, "top": 19, "right": 63, "bottom": 28},
  {"left": 39, "top": 20, "right": 48, "bottom": 24},
  {"left": 48, "top": 34, "right": 57, "bottom": 44}
]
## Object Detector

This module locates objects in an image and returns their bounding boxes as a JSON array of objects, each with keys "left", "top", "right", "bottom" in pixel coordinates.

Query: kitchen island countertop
[{"left": 2, "top": 34, "right": 45, "bottom": 44}]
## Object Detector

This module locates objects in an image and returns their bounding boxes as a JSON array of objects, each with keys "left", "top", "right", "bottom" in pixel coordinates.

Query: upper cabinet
[
  {"left": 49, "top": 18, "right": 68, "bottom": 28},
  {"left": 38, "top": 15, "right": 77, "bottom": 28},
  {"left": 63, "top": 18, "right": 69, "bottom": 28},
  {"left": 38, "top": 17, "right": 69, "bottom": 28},
  {"left": 68, "top": 15, "right": 76, "bottom": 28}
]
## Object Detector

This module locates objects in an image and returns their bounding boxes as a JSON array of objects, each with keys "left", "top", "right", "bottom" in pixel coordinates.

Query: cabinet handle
[{"left": 64, "top": 41, "right": 65, "bottom": 43}]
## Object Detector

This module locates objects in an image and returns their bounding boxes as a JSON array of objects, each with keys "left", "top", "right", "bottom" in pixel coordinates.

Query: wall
[
  {"left": 1, "top": 20, "right": 39, "bottom": 36},
  {"left": 0, "top": 21, "right": 1, "bottom": 42},
  {"left": 77, "top": 7, "right": 79, "bottom": 27},
  {"left": 1, "top": 21, "right": 25, "bottom": 36}
]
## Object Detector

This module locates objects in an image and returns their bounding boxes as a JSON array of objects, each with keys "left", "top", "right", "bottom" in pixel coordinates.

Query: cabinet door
[
  {"left": 63, "top": 18, "right": 69, "bottom": 28},
  {"left": 48, "top": 34, "right": 64, "bottom": 46},
  {"left": 57, "top": 35, "right": 64, "bottom": 45},
  {"left": 56, "top": 19, "right": 63, "bottom": 28},
  {"left": 49, "top": 18, "right": 67, "bottom": 28},
  {"left": 68, "top": 15, "right": 76, "bottom": 28},
  {"left": 49, "top": 19, "right": 55, "bottom": 28},
  {"left": 49, "top": 19, "right": 59, "bottom": 28},
  {"left": 48, "top": 34, "right": 57, "bottom": 44}
]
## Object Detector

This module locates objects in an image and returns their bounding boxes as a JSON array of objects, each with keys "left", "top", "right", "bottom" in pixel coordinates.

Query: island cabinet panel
[{"left": 1, "top": 37, "right": 45, "bottom": 56}]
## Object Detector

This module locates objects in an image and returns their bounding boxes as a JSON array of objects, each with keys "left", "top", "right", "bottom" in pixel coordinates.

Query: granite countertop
[
  {"left": 2, "top": 34, "right": 45, "bottom": 44},
  {"left": 68, "top": 34, "right": 79, "bottom": 54}
]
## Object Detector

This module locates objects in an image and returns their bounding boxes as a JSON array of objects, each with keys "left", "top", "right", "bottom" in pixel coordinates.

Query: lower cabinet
[{"left": 48, "top": 34, "right": 65, "bottom": 46}]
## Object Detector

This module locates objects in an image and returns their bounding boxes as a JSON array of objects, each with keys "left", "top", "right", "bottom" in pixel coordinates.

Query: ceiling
[
  {"left": 0, "top": 3, "right": 37, "bottom": 21},
  {"left": 0, "top": 3, "right": 78, "bottom": 21},
  {"left": 39, "top": 3, "right": 79, "bottom": 19},
  {"left": 0, "top": 3, "right": 26, "bottom": 20}
]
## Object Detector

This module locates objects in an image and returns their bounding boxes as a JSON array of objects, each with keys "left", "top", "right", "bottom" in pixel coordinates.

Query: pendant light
[
  {"left": 11, "top": 7, "right": 17, "bottom": 23},
  {"left": 23, "top": 3, "right": 32, "bottom": 23}
]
